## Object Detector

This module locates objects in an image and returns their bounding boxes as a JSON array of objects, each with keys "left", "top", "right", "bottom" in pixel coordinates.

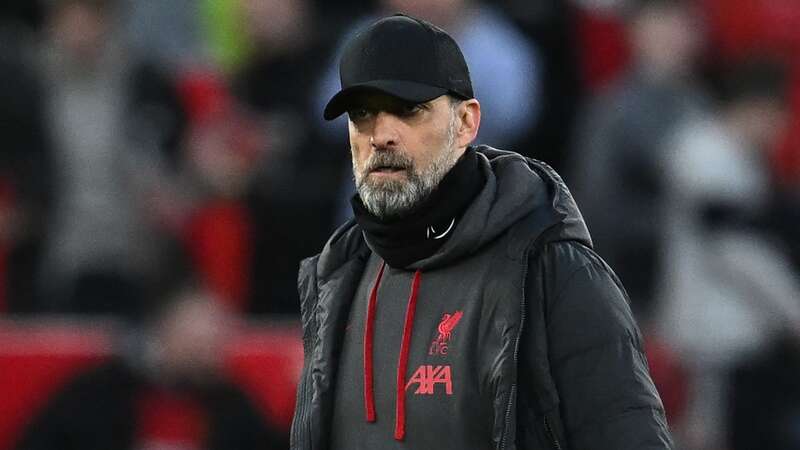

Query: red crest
[{"left": 437, "top": 310, "right": 463, "bottom": 342}]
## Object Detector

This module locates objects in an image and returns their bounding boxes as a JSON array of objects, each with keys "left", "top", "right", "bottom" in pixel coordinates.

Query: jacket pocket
[
  {"left": 517, "top": 403, "right": 569, "bottom": 450},
  {"left": 541, "top": 409, "right": 567, "bottom": 450}
]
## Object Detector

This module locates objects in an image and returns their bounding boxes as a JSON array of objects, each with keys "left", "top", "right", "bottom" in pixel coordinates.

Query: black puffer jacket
[{"left": 291, "top": 146, "right": 672, "bottom": 449}]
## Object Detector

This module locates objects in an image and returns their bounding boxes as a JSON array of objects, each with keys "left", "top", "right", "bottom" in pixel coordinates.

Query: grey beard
[
  {"left": 356, "top": 156, "right": 444, "bottom": 219},
  {"left": 355, "top": 119, "right": 459, "bottom": 220}
]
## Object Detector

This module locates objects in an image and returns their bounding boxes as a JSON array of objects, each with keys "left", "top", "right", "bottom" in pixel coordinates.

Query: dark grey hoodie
[{"left": 291, "top": 146, "right": 672, "bottom": 450}]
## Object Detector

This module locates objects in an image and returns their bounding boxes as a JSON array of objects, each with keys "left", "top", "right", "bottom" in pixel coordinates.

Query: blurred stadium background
[{"left": 0, "top": 0, "right": 799, "bottom": 449}]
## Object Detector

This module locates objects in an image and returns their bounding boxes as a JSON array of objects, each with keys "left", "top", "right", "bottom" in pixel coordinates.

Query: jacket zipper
[
  {"left": 543, "top": 416, "right": 563, "bottom": 450},
  {"left": 499, "top": 227, "right": 561, "bottom": 450},
  {"left": 499, "top": 259, "right": 528, "bottom": 450}
]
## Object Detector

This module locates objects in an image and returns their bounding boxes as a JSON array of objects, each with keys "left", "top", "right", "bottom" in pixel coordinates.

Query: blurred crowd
[{"left": 0, "top": 0, "right": 799, "bottom": 449}]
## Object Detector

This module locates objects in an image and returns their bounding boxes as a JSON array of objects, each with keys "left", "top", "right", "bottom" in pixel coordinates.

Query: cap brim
[{"left": 323, "top": 80, "right": 448, "bottom": 120}]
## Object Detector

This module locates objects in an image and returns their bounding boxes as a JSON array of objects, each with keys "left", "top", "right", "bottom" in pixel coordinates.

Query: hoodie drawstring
[
  {"left": 363, "top": 260, "right": 386, "bottom": 422},
  {"left": 362, "top": 260, "right": 423, "bottom": 441},
  {"left": 395, "top": 269, "right": 421, "bottom": 441}
]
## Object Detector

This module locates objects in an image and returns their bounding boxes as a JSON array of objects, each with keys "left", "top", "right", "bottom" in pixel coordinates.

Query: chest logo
[
  {"left": 405, "top": 365, "right": 453, "bottom": 395},
  {"left": 428, "top": 310, "right": 463, "bottom": 355}
]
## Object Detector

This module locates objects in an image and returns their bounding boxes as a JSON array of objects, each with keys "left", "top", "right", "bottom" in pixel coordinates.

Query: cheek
[
  {"left": 350, "top": 141, "right": 365, "bottom": 168},
  {"left": 410, "top": 124, "right": 450, "bottom": 167},
  {"left": 349, "top": 130, "right": 371, "bottom": 166}
]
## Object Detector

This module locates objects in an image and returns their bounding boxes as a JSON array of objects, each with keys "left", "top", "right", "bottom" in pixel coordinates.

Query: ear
[{"left": 456, "top": 99, "right": 481, "bottom": 148}]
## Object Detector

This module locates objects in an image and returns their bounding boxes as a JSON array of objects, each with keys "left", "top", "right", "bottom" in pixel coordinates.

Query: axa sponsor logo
[
  {"left": 428, "top": 310, "right": 463, "bottom": 355},
  {"left": 405, "top": 365, "right": 453, "bottom": 395}
]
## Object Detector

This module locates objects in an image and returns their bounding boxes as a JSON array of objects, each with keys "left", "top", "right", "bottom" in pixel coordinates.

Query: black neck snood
[{"left": 352, "top": 147, "right": 484, "bottom": 269}]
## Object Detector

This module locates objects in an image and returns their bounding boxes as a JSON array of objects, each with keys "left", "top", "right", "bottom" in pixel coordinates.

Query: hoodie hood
[{"left": 314, "top": 145, "right": 592, "bottom": 278}]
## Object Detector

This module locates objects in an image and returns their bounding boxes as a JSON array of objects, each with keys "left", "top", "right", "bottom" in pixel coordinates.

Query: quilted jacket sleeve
[{"left": 527, "top": 240, "right": 673, "bottom": 450}]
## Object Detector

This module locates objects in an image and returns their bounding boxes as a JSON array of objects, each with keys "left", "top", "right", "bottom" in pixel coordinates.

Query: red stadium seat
[{"left": 0, "top": 319, "right": 302, "bottom": 450}]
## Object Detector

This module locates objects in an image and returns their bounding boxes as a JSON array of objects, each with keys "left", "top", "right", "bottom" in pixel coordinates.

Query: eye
[
  {"left": 399, "top": 103, "right": 423, "bottom": 116},
  {"left": 348, "top": 107, "right": 371, "bottom": 120}
]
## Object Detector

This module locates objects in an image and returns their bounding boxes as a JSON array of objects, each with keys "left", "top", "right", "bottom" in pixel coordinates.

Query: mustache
[{"left": 364, "top": 150, "right": 414, "bottom": 172}]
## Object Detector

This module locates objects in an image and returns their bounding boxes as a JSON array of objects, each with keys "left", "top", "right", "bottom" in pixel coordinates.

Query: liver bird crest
[{"left": 437, "top": 311, "right": 463, "bottom": 342}]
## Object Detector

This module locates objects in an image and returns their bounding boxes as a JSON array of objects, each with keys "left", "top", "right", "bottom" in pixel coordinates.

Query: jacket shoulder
[
  {"left": 296, "top": 218, "right": 369, "bottom": 342},
  {"left": 296, "top": 219, "right": 359, "bottom": 308},
  {"left": 297, "top": 254, "right": 321, "bottom": 340},
  {"left": 532, "top": 240, "right": 637, "bottom": 343}
]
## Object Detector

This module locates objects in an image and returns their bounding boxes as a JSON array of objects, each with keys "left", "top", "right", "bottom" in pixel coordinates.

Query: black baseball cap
[{"left": 323, "top": 14, "right": 474, "bottom": 120}]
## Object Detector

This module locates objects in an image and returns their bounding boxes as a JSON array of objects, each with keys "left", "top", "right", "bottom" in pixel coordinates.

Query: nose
[{"left": 371, "top": 111, "right": 400, "bottom": 149}]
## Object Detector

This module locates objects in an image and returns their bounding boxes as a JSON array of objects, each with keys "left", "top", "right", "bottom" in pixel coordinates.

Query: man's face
[
  {"left": 348, "top": 93, "right": 462, "bottom": 219},
  {"left": 157, "top": 290, "right": 235, "bottom": 386},
  {"left": 632, "top": 3, "right": 703, "bottom": 78},
  {"left": 49, "top": 2, "right": 110, "bottom": 62}
]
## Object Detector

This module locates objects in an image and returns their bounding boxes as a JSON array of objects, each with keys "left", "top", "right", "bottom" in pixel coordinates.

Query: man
[
  {"left": 655, "top": 58, "right": 799, "bottom": 449},
  {"left": 34, "top": 0, "right": 185, "bottom": 317},
  {"left": 291, "top": 14, "right": 672, "bottom": 450},
  {"left": 568, "top": 0, "right": 705, "bottom": 321}
]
